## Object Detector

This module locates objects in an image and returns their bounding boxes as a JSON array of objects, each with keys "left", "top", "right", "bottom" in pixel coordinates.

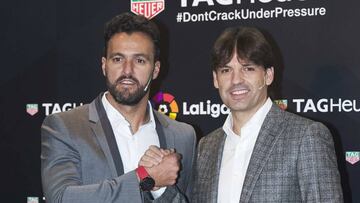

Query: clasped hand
[{"left": 139, "top": 145, "right": 181, "bottom": 190}]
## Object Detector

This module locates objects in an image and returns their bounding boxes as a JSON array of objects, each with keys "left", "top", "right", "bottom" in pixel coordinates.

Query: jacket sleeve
[
  {"left": 297, "top": 122, "right": 343, "bottom": 202},
  {"left": 41, "top": 114, "right": 142, "bottom": 203},
  {"left": 143, "top": 186, "right": 187, "bottom": 203}
]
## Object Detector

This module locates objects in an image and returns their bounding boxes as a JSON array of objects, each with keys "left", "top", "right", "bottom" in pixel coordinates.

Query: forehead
[
  {"left": 227, "top": 54, "right": 253, "bottom": 65},
  {"left": 107, "top": 32, "right": 155, "bottom": 55}
]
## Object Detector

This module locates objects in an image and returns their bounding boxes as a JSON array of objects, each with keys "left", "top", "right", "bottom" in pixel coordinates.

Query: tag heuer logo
[
  {"left": 274, "top": 99, "right": 288, "bottom": 110},
  {"left": 27, "top": 197, "right": 39, "bottom": 203},
  {"left": 26, "top": 104, "right": 39, "bottom": 116},
  {"left": 131, "top": 0, "right": 165, "bottom": 19},
  {"left": 346, "top": 151, "right": 360, "bottom": 165}
]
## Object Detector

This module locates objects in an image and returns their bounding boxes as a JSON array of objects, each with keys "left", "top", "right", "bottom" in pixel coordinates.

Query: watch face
[{"left": 140, "top": 177, "right": 155, "bottom": 191}]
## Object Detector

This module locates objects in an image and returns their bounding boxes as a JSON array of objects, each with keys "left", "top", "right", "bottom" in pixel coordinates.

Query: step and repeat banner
[{"left": 1, "top": 0, "right": 359, "bottom": 202}]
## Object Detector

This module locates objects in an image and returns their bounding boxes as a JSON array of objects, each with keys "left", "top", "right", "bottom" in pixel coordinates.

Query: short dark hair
[
  {"left": 211, "top": 26, "right": 274, "bottom": 71},
  {"left": 103, "top": 12, "right": 160, "bottom": 61}
]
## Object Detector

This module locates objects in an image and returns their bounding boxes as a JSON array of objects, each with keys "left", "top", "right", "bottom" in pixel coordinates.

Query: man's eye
[
  {"left": 112, "top": 57, "right": 122, "bottom": 63},
  {"left": 136, "top": 58, "right": 146, "bottom": 64},
  {"left": 219, "top": 68, "right": 230, "bottom": 74},
  {"left": 243, "top": 66, "right": 255, "bottom": 71}
]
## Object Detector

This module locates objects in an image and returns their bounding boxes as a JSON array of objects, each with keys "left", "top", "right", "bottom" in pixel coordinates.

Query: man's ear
[
  {"left": 152, "top": 61, "right": 161, "bottom": 79},
  {"left": 213, "top": 71, "right": 219, "bottom": 89},
  {"left": 265, "top": 67, "right": 274, "bottom": 85},
  {"left": 101, "top": 57, "right": 107, "bottom": 76}
]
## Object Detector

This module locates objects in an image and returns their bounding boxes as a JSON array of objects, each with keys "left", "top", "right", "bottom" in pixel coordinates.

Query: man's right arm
[{"left": 41, "top": 114, "right": 142, "bottom": 203}]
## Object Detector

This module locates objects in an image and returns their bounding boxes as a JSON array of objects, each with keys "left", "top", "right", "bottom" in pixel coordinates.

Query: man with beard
[
  {"left": 189, "top": 27, "right": 343, "bottom": 202},
  {"left": 41, "top": 13, "right": 196, "bottom": 203}
]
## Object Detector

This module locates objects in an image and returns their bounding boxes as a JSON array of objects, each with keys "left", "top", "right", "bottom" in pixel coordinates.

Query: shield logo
[
  {"left": 346, "top": 151, "right": 360, "bottom": 165},
  {"left": 27, "top": 197, "right": 39, "bottom": 203},
  {"left": 131, "top": 0, "right": 165, "bottom": 19},
  {"left": 274, "top": 99, "right": 288, "bottom": 110},
  {"left": 26, "top": 104, "right": 39, "bottom": 116}
]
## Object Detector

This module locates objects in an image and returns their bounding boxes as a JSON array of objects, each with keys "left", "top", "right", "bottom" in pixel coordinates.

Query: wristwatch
[{"left": 136, "top": 166, "right": 155, "bottom": 191}]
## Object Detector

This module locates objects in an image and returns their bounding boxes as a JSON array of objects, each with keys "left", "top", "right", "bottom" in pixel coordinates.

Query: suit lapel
[
  {"left": 211, "top": 130, "right": 227, "bottom": 203},
  {"left": 90, "top": 94, "right": 124, "bottom": 176},
  {"left": 153, "top": 111, "right": 170, "bottom": 149},
  {"left": 88, "top": 95, "right": 172, "bottom": 178},
  {"left": 89, "top": 120, "right": 119, "bottom": 177},
  {"left": 197, "top": 128, "right": 226, "bottom": 203},
  {"left": 240, "top": 104, "right": 286, "bottom": 202}
]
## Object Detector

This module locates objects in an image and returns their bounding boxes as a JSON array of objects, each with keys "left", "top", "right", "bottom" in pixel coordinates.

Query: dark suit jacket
[
  {"left": 41, "top": 95, "right": 196, "bottom": 203},
  {"left": 192, "top": 104, "right": 343, "bottom": 203}
]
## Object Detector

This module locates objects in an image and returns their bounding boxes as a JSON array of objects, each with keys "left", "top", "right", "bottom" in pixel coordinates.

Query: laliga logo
[
  {"left": 131, "top": 0, "right": 165, "bottom": 19},
  {"left": 152, "top": 91, "right": 230, "bottom": 119},
  {"left": 152, "top": 92, "right": 179, "bottom": 120}
]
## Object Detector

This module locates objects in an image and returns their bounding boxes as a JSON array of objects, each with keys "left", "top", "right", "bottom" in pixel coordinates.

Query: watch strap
[{"left": 136, "top": 166, "right": 149, "bottom": 180}]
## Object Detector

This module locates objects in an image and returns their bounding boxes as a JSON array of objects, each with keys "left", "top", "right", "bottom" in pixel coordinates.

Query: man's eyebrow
[
  {"left": 133, "top": 53, "right": 151, "bottom": 60},
  {"left": 219, "top": 65, "right": 231, "bottom": 68},
  {"left": 108, "top": 53, "right": 151, "bottom": 60},
  {"left": 240, "top": 63, "right": 255, "bottom": 66},
  {"left": 108, "top": 53, "right": 124, "bottom": 58}
]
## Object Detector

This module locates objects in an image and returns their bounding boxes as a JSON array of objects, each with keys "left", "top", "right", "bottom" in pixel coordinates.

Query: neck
[{"left": 106, "top": 93, "right": 150, "bottom": 134}]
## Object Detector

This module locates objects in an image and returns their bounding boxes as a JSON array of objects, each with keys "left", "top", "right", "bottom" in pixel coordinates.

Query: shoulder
[
  {"left": 267, "top": 103, "right": 314, "bottom": 126},
  {"left": 41, "top": 104, "right": 92, "bottom": 149},
  {"left": 281, "top": 108, "right": 329, "bottom": 133},
  {"left": 282, "top": 109, "right": 315, "bottom": 126},
  {"left": 271, "top": 105, "right": 332, "bottom": 142},
  {"left": 267, "top": 104, "right": 327, "bottom": 131},
  {"left": 42, "top": 104, "right": 90, "bottom": 128}
]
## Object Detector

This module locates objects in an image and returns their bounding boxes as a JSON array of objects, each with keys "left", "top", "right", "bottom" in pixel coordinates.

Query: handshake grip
[{"left": 139, "top": 146, "right": 181, "bottom": 188}]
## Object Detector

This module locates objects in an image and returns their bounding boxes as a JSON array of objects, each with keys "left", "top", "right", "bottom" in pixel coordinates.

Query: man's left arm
[{"left": 297, "top": 122, "right": 343, "bottom": 202}]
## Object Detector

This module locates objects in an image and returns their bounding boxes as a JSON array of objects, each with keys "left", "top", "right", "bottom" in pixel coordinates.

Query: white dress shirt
[
  {"left": 102, "top": 92, "right": 166, "bottom": 198},
  {"left": 217, "top": 98, "right": 272, "bottom": 203}
]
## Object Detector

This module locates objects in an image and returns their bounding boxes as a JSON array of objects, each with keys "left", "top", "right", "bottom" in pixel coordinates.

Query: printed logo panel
[
  {"left": 152, "top": 92, "right": 179, "bottom": 120},
  {"left": 27, "top": 197, "right": 39, "bottom": 203},
  {"left": 131, "top": 0, "right": 165, "bottom": 19},
  {"left": 274, "top": 99, "right": 288, "bottom": 110},
  {"left": 26, "top": 104, "right": 39, "bottom": 116},
  {"left": 346, "top": 151, "right": 360, "bottom": 165}
]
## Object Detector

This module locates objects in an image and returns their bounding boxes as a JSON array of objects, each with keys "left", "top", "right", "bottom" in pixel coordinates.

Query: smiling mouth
[{"left": 231, "top": 89, "right": 249, "bottom": 95}]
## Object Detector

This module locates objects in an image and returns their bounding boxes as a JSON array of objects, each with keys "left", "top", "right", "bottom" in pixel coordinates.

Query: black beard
[{"left": 107, "top": 75, "right": 148, "bottom": 106}]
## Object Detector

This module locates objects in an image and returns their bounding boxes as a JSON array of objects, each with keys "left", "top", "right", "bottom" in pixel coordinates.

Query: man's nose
[
  {"left": 231, "top": 67, "right": 245, "bottom": 84},
  {"left": 122, "top": 59, "right": 134, "bottom": 75}
]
